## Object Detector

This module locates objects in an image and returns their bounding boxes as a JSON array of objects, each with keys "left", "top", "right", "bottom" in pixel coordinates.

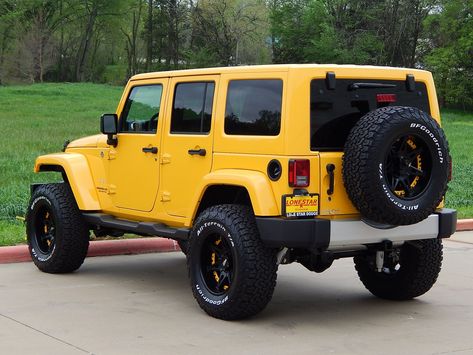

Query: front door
[
  {"left": 109, "top": 80, "right": 167, "bottom": 211},
  {"left": 161, "top": 76, "right": 219, "bottom": 217}
]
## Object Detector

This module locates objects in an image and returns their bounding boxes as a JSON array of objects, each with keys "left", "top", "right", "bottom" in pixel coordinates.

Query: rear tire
[
  {"left": 354, "top": 239, "right": 443, "bottom": 300},
  {"left": 187, "top": 204, "right": 278, "bottom": 320},
  {"left": 26, "top": 183, "right": 89, "bottom": 273}
]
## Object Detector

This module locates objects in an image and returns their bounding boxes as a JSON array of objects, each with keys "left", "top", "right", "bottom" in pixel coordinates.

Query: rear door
[
  {"left": 160, "top": 75, "right": 219, "bottom": 217},
  {"left": 310, "top": 76, "right": 431, "bottom": 216}
]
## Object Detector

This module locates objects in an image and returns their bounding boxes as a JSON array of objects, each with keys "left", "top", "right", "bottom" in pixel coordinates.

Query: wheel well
[
  {"left": 37, "top": 164, "right": 69, "bottom": 183},
  {"left": 196, "top": 185, "right": 252, "bottom": 218}
]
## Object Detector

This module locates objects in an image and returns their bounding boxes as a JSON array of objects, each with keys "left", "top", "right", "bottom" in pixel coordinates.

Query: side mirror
[{"left": 100, "top": 114, "right": 118, "bottom": 147}]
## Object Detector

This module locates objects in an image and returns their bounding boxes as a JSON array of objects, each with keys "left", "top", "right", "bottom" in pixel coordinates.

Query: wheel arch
[
  {"left": 186, "top": 169, "right": 279, "bottom": 226},
  {"left": 34, "top": 153, "right": 101, "bottom": 211}
]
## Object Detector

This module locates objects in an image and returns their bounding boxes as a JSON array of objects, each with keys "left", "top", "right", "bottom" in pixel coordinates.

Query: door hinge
[
  {"left": 161, "top": 191, "right": 171, "bottom": 202},
  {"left": 161, "top": 153, "right": 171, "bottom": 164},
  {"left": 108, "top": 149, "right": 117, "bottom": 160},
  {"left": 108, "top": 184, "right": 116, "bottom": 195}
]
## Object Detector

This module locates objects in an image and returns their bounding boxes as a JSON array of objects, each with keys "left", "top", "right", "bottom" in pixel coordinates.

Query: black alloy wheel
[
  {"left": 200, "top": 233, "right": 234, "bottom": 295},
  {"left": 384, "top": 134, "right": 432, "bottom": 200},
  {"left": 31, "top": 205, "right": 57, "bottom": 258}
]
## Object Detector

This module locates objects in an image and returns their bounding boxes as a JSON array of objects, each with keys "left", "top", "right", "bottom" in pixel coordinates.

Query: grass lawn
[
  {"left": 0, "top": 83, "right": 123, "bottom": 246},
  {"left": 0, "top": 83, "right": 472, "bottom": 246},
  {"left": 441, "top": 110, "right": 473, "bottom": 218}
]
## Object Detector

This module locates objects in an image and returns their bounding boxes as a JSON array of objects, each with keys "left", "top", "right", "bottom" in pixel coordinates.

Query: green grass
[
  {"left": 0, "top": 83, "right": 471, "bottom": 246},
  {"left": 0, "top": 83, "right": 123, "bottom": 245},
  {"left": 441, "top": 110, "right": 473, "bottom": 218}
]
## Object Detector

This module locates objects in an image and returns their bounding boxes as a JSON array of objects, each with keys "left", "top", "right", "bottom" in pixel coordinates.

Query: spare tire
[{"left": 343, "top": 106, "right": 450, "bottom": 225}]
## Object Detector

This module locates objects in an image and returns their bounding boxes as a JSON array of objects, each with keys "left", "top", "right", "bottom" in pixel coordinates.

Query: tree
[
  {"left": 424, "top": 0, "right": 473, "bottom": 108},
  {"left": 122, "top": 0, "right": 144, "bottom": 77},
  {"left": 191, "top": 0, "right": 268, "bottom": 66}
]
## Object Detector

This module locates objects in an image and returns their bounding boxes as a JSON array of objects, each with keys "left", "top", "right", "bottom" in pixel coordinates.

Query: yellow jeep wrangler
[{"left": 27, "top": 65, "right": 456, "bottom": 320}]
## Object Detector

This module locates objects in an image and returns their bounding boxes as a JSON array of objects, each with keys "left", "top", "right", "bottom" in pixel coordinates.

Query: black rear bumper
[{"left": 255, "top": 208, "right": 457, "bottom": 249}]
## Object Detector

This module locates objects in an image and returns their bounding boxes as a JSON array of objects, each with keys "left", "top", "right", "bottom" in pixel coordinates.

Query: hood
[{"left": 66, "top": 134, "right": 105, "bottom": 149}]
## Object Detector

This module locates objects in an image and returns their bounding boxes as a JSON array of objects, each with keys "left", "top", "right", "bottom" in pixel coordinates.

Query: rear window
[
  {"left": 310, "top": 79, "right": 430, "bottom": 151},
  {"left": 225, "top": 79, "right": 283, "bottom": 136}
]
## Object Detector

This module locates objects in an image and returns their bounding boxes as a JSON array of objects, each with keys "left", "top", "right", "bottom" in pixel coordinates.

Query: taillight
[
  {"left": 376, "top": 94, "right": 397, "bottom": 103},
  {"left": 288, "top": 159, "right": 310, "bottom": 187}
]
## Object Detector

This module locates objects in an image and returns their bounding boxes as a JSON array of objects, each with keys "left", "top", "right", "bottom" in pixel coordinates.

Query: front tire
[
  {"left": 26, "top": 183, "right": 89, "bottom": 273},
  {"left": 188, "top": 205, "right": 278, "bottom": 320},
  {"left": 354, "top": 239, "right": 443, "bottom": 300}
]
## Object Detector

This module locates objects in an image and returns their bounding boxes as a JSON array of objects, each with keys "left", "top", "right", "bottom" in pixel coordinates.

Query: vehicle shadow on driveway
[{"left": 71, "top": 253, "right": 431, "bottom": 325}]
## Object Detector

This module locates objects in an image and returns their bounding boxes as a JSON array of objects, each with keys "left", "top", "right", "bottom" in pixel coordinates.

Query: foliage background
[
  {"left": 0, "top": 0, "right": 472, "bottom": 108},
  {"left": 0, "top": 0, "right": 472, "bottom": 245}
]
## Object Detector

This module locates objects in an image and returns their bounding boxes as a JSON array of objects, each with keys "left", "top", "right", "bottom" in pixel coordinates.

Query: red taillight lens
[
  {"left": 288, "top": 159, "right": 310, "bottom": 187},
  {"left": 376, "top": 94, "right": 397, "bottom": 103}
]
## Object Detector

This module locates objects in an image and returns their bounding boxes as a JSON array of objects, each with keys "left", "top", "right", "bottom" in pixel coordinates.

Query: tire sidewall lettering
[
  {"left": 409, "top": 122, "right": 445, "bottom": 164},
  {"left": 30, "top": 196, "right": 52, "bottom": 210},
  {"left": 378, "top": 162, "right": 420, "bottom": 211},
  {"left": 193, "top": 220, "right": 235, "bottom": 306},
  {"left": 29, "top": 194, "right": 56, "bottom": 262}
]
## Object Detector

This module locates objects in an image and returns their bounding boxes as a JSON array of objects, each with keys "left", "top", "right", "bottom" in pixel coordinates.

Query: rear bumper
[{"left": 255, "top": 208, "right": 457, "bottom": 250}]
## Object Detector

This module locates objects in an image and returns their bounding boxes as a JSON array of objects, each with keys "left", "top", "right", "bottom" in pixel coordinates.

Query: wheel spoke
[
  {"left": 399, "top": 178, "right": 411, "bottom": 193},
  {"left": 392, "top": 177, "right": 400, "bottom": 191},
  {"left": 407, "top": 164, "right": 424, "bottom": 177}
]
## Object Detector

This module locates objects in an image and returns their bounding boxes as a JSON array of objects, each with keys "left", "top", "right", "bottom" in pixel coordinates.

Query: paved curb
[
  {"left": 0, "top": 238, "right": 179, "bottom": 264},
  {"left": 457, "top": 219, "right": 473, "bottom": 231}
]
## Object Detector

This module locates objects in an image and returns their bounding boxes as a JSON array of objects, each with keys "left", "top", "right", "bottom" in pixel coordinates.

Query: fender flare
[
  {"left": 186, "top": 169, "right": 279, "bottom": 225},
  {"left": 35, "top": 153, "right": 100, "bottom": 211}
]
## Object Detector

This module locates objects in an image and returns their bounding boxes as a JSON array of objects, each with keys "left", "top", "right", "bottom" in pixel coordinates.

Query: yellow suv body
[{"left": 28, "top": 64, "right": 456, "bottom": 320}]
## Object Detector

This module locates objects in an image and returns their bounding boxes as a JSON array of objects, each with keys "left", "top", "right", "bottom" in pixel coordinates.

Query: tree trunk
[
  {"left": 146, "top": 0, "right": 153, "bottom": 71},
  {"left": 76, "top": 2, "right": 98, "bottom": 82}
]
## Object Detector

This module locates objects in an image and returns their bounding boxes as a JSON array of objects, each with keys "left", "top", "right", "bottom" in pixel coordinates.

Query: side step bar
[{"left": 83, "top": 213, "right": 190, "bottom": 240}]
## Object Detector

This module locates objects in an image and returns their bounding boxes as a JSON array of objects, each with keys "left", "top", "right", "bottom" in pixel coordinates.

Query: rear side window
[
  {"left": 171, "top": 82, "right": 214, "bottom": 134},
  {"left": 310, "top": 79, "right": 430, "bottom": 151},
  {"left": 225, "top": 79, "right": 283, "bottom": 136}
]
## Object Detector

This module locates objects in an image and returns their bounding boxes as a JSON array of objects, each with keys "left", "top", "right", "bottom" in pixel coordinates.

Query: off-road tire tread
[
  {"left": 177, "top": 239, "right": 188, "bottom": 255},
  {"left": 27, "top": 183, "right": 89, "bottom": 273},
  {"left": 188, "top": 204, "right": 277, "bottom": 320},
  {"left": 343, "top": 106, "right": 449, "bottom": 225},
  {"left": 354, "top": 239, "right": 443, "bottom": 300}
]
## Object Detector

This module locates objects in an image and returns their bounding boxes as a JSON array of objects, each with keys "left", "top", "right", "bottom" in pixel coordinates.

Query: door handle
[
  {"left": 188, "top": 148, "right": 206, "bottom": 156},
  {"left": 142, "top": 146, "right": 158, "bottom": 154}
]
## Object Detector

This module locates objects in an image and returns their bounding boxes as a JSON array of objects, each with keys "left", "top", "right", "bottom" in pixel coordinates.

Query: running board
[{"left": 82, "top": 213, "right": 190, "bottom": 240}]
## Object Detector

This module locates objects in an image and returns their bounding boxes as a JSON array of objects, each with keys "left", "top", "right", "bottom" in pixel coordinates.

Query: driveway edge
[{"left": 0, "top": 238, "right": 180, "bottom": 264}]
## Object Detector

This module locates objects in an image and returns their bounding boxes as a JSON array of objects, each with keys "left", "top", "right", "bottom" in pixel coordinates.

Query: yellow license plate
[{"left": 282, "top": 194, "right": 319, "bottom": 217}]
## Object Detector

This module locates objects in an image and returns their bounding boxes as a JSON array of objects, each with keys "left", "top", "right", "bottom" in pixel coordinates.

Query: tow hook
[{"left": 375, "top": 240, "right": 393, "bottom": 272}]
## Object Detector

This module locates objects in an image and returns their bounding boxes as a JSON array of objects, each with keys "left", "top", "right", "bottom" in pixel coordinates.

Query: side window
[
  {"left": 120, "top": 84, "right": 163, "bottom": 133},
  {"left": 225, "top": 79, "right": 283, "bottom": 136},
  {"left": 171, "top": 82, "right": 215, "bottom": 134}
]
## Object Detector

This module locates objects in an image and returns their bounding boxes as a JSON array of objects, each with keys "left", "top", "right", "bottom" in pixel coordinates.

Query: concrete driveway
[{"left": 1, "top": 234, "right": 472, "bottom": 355}]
